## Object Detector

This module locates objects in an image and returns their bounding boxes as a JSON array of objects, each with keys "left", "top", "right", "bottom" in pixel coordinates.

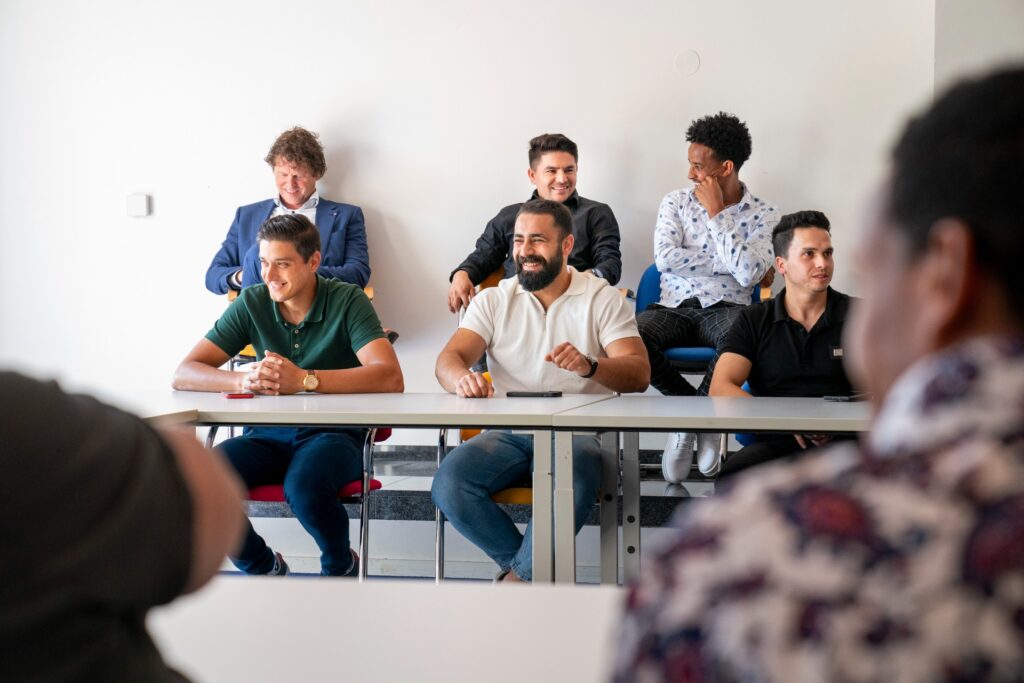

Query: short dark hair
[
  {"left": 516, "top": 199, "right": 573, "bottom": 240},
  {"left": 686, "top": 112, "right": 752, "bottom": 170},
  {"left": 889, "top": 66, "right": 1024, "bottom": 318},
  {"left": 528, "top": 134, "right": 578, "bottom": 168},
  {"left": 772, "top": 210, "right": 832, "bottom": 258},
  {"left": 264, "top": 127, "right": 327, "bottom": 178},
  {"left": 256, "top": 214, "right": 321, "bottom": 262}
]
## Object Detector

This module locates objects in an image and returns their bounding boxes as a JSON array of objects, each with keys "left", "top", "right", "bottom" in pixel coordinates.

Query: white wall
[
  {"left": 935, "top": 0, "right": 1024, "bottom": 91},
  {"left": 1, "top": 1, "right": 936, "bottom": 432}
]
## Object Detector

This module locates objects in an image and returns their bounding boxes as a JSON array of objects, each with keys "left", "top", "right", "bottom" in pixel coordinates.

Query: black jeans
[
  {"left": 720, "top": 434, "right": 858, "bottom": 478},
  {"left": 636, "top": 299, "right": 742, "bottom": 396}
]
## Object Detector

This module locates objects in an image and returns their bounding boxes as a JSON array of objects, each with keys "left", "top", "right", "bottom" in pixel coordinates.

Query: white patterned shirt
[
  {"left": 614, "top": 334, "right": 1024, "bottom": 683},
  {"left": 654, "top": 184, "right": 777, "bottom": 307}
]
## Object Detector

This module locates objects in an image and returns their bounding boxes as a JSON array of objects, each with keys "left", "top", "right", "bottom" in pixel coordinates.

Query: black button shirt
[
  {"left": 720, "top": 287, "right": 854, "bottom": 398},
  {"left": 450, "top": 190, "right": 622, "bottom": 285}
]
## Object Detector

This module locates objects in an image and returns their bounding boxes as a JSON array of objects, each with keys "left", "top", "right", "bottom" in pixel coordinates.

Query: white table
[
  {"left": 132, "top": 391, "right": 612, "bottom": 583},
  {"left": 149, "top": 575, "right": 622, "bottom": 682},
  {"left": 553, "top": 395, "right": 872, "bottom": 582}
]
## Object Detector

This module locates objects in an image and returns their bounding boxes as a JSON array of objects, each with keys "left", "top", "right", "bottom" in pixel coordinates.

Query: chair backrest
[
  {"left": 635, "top": 264, "right": 663, "bottom": 312},
  {"left": 635, "top": 263, "right": 762, "bottom": 312}
]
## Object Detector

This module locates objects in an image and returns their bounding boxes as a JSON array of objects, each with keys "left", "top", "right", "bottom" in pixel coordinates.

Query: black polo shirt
[{"left": 720, "top": 287, "right": 854, "bottom": 398}]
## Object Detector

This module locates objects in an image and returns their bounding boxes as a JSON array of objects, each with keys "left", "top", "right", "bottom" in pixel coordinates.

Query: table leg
[
  {"left": 599, "top": 431, "right": 619, "bottom": 585},
  {"left": 554, "top": 430, "right": 576, "bottom": 584},
  {"left": 532, "top": 429, "right": 554, "bottom": 584},
  {"left": 622, "top": 431, "right": 641, "bottom": 583}
]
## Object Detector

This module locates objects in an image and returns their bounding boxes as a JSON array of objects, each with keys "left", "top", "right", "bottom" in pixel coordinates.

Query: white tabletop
[
  {"left": 553, "top": 395, "right": 871, "bottom": 433},
  {"left": 149, "top": 576, "right": 622, "bottom": 682},
  {"left": 126, "top": 391, "right": 612, "bottom": 428}
]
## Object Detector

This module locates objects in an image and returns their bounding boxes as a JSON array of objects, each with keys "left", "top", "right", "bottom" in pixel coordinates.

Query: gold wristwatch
[{"left": 302, "top": 369, "right": 320, "bottom": 392}]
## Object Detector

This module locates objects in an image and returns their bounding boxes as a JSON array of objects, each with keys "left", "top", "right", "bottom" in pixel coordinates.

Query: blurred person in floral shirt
[{"left": 614, "top": 66, "right": 1024, "bottom": 683}]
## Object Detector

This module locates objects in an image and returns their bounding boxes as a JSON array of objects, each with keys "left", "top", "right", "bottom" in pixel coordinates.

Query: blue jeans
[
  {"left": 219, "top": 426, "right": 364, "bottom": 576},
  {"left": 431, "top": 430, "right": 603, "bottom": 582}
]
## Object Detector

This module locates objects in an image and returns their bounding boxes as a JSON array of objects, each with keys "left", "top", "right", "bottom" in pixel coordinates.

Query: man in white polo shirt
[{"left": 432, "top": 199, "right": 650, "bottom": 582}]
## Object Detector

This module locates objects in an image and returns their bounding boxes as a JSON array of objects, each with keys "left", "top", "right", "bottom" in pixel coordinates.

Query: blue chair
[
  {"left": 637, "top": 264, "right": 762, "bottom": 450},
  {"left": 635, "top": 263, "right": 760, "bottom": 374}
]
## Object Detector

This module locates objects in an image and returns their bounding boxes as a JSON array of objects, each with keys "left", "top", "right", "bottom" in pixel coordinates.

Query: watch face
[{"left": 303, "top": 373, "right": 319, "bottom": 391}]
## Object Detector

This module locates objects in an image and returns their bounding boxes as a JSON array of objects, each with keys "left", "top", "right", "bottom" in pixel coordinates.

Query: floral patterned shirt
[
  {"left": 614, "top": 335, "right": 1024, "bottom": 682},
  {"left": 654, "top": 185, "right": 776, "bottom": 308}
]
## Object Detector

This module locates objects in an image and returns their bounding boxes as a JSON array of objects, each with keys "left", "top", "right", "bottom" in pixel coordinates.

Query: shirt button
[
  {"left": 294, "top": 343, "right": 300, "bottom": 349},
  {"left": 293, "top": 329, "right": 299, "bottom": 334}
]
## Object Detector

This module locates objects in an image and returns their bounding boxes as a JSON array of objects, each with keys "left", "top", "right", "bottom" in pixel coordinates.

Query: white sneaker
[
  {"left": 696, "top": 433, "right": 724, "bottom": 477},
  {"left": 662, "top": 432, "right": 695, "bottom": 483}
]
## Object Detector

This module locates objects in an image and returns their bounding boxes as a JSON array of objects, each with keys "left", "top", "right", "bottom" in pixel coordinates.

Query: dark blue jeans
[
  {"left": 219, "top": 426, "right": 364, "bottom": 575},
  {"left": 431, "top": 430, "right": 603, "bottom": 581}
]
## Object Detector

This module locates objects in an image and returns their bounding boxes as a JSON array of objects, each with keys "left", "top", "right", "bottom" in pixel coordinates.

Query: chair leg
[
  {"left": 204, "top": 425, "right": 219, "bottom": 449},
  {"left": 435, "top": 428, "right": 448, "bottom": 584},
  {"left": 359, "top": 428, "right": 376, "bottom": 583},
  {"left": 598, "top": 431, "right": 620, "bottom": 585}
]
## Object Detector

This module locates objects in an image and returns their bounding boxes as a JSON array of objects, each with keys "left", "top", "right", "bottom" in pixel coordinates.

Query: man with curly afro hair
[
  {"left": 205, "top": 126, "right": 371, "bottom": 294},
  {"left": 637, "top": 112, "right": 779, "bottom": 482}
]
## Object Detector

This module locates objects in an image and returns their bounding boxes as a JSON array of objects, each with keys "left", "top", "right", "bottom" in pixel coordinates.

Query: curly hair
[
  {"left": 528, "top": 133, "right": 578, "bottom": 168},
  {"left": 772, "top": 210, "right": 831, "bottom": 258},
  {"left": 889, "top": 66, "right": 1024, "bottom": 318},
  {"left": 686, "top": 112, "right": 752, "bottom": 170},
  {"left": 264, "top": 127, "right": 326, "bottom": 178}
]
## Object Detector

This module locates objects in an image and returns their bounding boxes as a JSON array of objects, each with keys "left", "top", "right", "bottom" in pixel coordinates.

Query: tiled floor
[{"left": 229, "top": 449, "right": 717, "bottom": 582}]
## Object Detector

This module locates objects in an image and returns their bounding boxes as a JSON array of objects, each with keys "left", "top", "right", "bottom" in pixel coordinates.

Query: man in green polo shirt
[{"left": 173, "top": 213, "right": 404, "bottom": 577}]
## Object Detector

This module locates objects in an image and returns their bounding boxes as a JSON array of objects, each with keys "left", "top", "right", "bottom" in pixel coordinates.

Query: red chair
[{"left": 206, "top": 426, "right": 390, "bottom": 582}]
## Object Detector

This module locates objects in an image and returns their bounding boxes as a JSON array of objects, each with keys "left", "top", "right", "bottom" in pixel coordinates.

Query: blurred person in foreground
[
  {"left": 614, "top": 66, "right": 1024, "bottom": 682},
  {"left": 0, "top": 373, "right": 245, "bottom": 682}
]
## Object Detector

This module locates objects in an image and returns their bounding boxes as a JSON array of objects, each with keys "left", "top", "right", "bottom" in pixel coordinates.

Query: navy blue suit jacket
[{"left": 205, "top": 198, "right": 371, "bottom": 294}]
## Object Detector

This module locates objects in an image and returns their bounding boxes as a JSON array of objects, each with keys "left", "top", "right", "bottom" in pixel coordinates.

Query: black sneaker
[
  {"left": 322, "top": 549, "right": 360, "bottom": 577},
  {"left": 343, "top": 550, "right": 360, "bottom": 578},
  {"left": 266, "top": 551, "right": 289, "bottom": 576}
]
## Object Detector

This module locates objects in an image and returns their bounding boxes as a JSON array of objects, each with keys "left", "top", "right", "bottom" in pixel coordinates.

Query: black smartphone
[
  {"left": 506, "top": 391, "right": 563, "bottom": 398},
  {"left": 823, "top": 392, "right": 870, "bottom": 402}
]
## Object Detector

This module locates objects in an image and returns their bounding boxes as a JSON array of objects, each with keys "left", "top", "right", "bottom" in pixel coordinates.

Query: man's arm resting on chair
[
  {"left": 709, "top": 352, "right": 753, "bottom": 398},
  {"left": 436, "top": 328, "right": 493, "bottom": 398}
]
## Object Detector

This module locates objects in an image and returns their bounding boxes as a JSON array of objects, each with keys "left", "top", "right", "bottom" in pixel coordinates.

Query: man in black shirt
[
  {"left": 447, "top": 133, "right": 622, "bottom": 312},
  {"left": 708, "top": 210, "right": 855, "bottom": 475}
]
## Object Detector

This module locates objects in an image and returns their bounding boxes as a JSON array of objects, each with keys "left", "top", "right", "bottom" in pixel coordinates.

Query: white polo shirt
[{"left": 460, "top": 267, "right": 640, "bottom": 395}]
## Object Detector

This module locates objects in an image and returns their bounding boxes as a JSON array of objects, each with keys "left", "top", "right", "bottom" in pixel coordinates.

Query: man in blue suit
[{"left": 205, "top": 126, "right": 370, "bottom": 294}]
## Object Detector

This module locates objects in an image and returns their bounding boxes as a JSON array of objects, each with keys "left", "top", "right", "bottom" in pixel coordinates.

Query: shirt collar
[
  {"left": 722, "top": 182, "right": 754, "bottom": 215},
  {"left": 274, "top": 191, "right": 320, "bottom": 212},
  {"left": 270, "top": 275, "right": 328, "bottom": 327},
  {"left": 772, "top": 287, "right": 847, "bottom": 326},
  {"left": 529, "top": 189, "right": 580, "bottom": 211},
  {"left": 868, "top": 334, "right": 1024, "bottom": 458}
]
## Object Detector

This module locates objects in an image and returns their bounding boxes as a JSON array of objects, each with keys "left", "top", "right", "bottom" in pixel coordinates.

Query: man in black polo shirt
[
  {"left": 446, "top": 133, "right": 622, "bottom": 312},
  {"left": 708, "top": 210, "right": 854, "bottom": 476}
]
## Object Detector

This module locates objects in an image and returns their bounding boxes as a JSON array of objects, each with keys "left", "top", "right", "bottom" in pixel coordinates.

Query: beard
[{"left": 516, "top": 254, "right": 564, "bottom": 292}]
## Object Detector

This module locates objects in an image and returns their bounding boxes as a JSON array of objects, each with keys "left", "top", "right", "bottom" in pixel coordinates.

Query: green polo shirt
[{"left": 206, "top": 275, "right": 385, "bottom": 370}]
